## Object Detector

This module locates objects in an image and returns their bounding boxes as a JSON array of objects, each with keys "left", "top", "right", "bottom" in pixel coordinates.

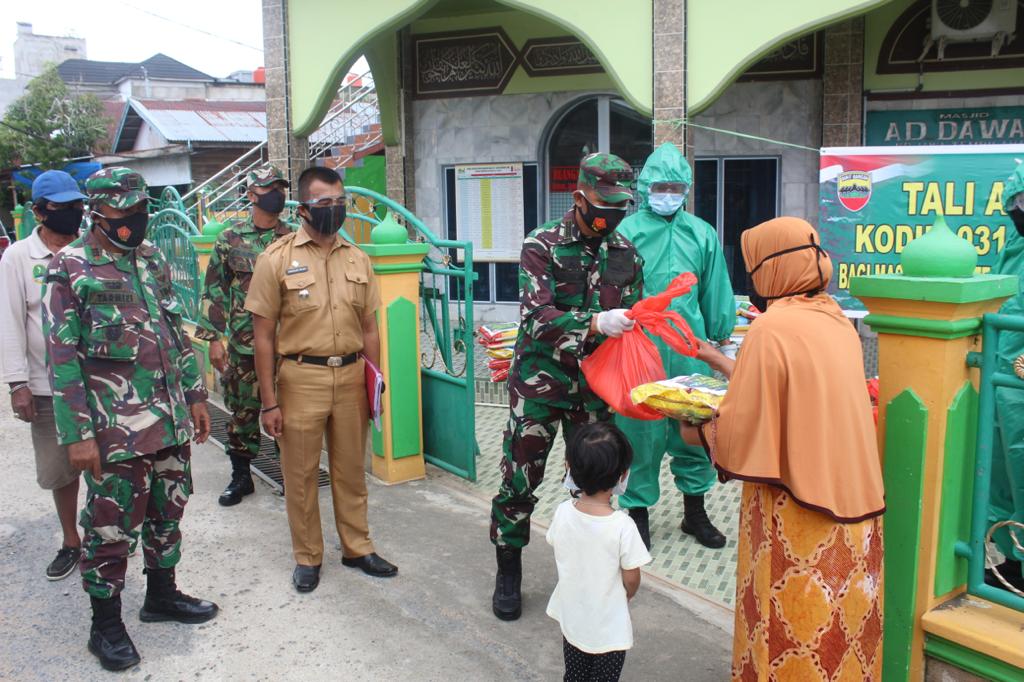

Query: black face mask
[
  {"left": 745, "top": 271, "right": 768, "bottom": 313},
  {"left": 1010, "top": 207, "right": 1024, "bottom": 238},
  {"left": 254, "top": 189, "right": 286, "bottom": 215},
  {"left": 38, "top": 206, "right": 83, "bottom": 236},
  {"left": 304, "top": 204, "right": 346, "bottom": 235},
  {"left": 577, "top": 194, "right": 627, "bottom": 236},
  {"left": 97, "top": 212, "right": 149, "bottom": 250},
  {"left": 747, "top": 235, "right": 828, "bottom": 309}
]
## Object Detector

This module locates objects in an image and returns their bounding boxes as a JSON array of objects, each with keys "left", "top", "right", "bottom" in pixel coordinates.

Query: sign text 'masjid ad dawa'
[
  {"left": 866, "top": 107, "right": 1024, "bottom": 146},
  {"left": 819, "top": 145, "right": 1024, "bottom": 310}
]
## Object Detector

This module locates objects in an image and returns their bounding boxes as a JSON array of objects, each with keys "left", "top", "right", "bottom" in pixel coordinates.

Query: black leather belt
[{"left": 282, "top": 353, "right": 358, "bottom": 367}]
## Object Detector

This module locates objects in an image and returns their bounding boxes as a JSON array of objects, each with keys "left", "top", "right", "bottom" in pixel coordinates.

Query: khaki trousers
[{"left": 277, "top": 358, "right": 374, "bottom": 565}]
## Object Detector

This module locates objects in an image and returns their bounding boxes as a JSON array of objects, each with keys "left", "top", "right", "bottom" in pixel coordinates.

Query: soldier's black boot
[
  {"left": 492, "top": 546, "right": 522, "bottom": 621},
  {"left": 139, "top": 568, "right": 219, "bottom": 624},
  {"left": 89, "top": 595, "right": 141, "bottom": 671},
  {"left": 628, "top": 507, "right": 652, "bottom": 550},
  {"left": 218, "top": 454, "right": 255, "bottom": 507},
  {"left": 681, "top": 494, "right": 727, "bottom": 549}
]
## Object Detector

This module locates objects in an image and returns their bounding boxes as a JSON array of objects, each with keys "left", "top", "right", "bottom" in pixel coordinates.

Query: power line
[{"left": 114, "top": 1, "right": 264, "bottom": 53}]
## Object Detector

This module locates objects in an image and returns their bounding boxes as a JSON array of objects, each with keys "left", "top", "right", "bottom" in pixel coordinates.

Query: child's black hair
[{"left": 566, "top": 422, "right": 634, "bottom": 496}]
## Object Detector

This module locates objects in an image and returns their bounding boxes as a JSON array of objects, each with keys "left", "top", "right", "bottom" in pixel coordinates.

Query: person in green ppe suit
[
  {"left": 616, "top": 142, "right": 736, "bottom": 550},
  {"left": 988, "top": 159, "right": 1024, "bottom": 593}
]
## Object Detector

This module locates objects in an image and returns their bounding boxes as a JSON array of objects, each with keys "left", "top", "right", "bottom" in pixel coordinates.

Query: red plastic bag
[{"left": 581, "top": 273, "right": 700, "bottom": 420}]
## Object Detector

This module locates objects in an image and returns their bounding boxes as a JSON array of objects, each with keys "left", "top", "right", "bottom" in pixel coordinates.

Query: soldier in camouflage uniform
[
  {"left": 195, "top": 166, "right": 292, "bottom": 506},
  {"left": 490, "top": 153, "right": 645, "bottom": 621},
  {"left": 43, "top": 167, "right": 218, "bottom": 672}
]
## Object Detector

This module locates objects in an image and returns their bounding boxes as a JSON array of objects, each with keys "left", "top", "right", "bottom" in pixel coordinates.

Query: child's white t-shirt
[{"left": 545, "top": 499, "right": 653, "bottom": 654}]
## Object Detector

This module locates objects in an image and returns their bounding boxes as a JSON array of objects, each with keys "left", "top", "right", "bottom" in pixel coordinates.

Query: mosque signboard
[{"left": 819, "top": 144, "right": 1024, "bottom": 310}]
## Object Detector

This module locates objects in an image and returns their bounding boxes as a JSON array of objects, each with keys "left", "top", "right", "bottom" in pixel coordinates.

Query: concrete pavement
[{"left": 0, "top": 402, "right": 732, "bottom": 680}]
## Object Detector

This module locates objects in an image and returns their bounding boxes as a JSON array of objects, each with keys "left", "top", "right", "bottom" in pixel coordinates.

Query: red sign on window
[{"left": 549, "top": 166, "right": 579, "bottom": 192}]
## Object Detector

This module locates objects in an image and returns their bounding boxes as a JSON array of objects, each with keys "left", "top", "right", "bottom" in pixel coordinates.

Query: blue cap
[{"left": 32, "top": 170, "right": 88, "bottom": 204}]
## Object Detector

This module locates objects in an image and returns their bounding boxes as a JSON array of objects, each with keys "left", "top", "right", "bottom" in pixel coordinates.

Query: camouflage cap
[
  {"left": 577, "top": 152, "right": 635, "bottom": 204},
  {"left": 85, "top": 167, "right": 149, "bottom": 209},
  {"left": 1004, "top": 159, "right": 1024, "bottom": 212},
  {"left": 247, "top": 165, "right": 290, "bottom": 188}
]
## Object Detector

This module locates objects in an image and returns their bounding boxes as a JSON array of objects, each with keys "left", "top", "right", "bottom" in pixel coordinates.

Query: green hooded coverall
[
  {"left": 990, "top": 160, "right": 1024, "bottom": 563},
  {"left": 615, "top": 143, "right": 736, "bottom": 507}
]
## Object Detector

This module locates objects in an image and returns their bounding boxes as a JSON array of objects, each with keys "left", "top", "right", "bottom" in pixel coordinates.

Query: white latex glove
[
  {"left": 596, "top": 309, "right": 635, "bottom": 338},
  {"left": 718, "top": 342, "right": 738, "bottom": 360}
]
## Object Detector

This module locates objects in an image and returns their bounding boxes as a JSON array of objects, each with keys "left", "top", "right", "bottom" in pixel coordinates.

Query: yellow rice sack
[{"left": 630, "top": 374, "right": 728, "bottom": 423}]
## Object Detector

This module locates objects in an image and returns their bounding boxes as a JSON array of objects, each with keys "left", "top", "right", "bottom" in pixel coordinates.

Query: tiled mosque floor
[{"left": 461, "top": 403, "right": 740, "bottom": 607}]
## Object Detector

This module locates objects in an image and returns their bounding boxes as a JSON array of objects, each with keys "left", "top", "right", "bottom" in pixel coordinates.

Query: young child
[{"left": 546, "top": 422, "right": 652, "bottom": 682}]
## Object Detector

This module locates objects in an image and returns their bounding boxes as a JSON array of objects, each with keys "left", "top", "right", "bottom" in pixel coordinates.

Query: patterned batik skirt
[{"left": 731, "top": 482, "right": 884, "bottom": 681}]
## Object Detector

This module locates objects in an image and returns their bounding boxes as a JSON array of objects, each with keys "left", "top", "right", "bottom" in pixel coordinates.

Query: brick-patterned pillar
[
  {"left": 653, "top": 0, "right": 686, "bottom": 153},
  {"left": 386, "top": 30, "right": 416, "bottom": 211},
  {"left": 822, "top": 18, "right": 865, "bottom": 147},
  {"left": 263, "top": 0, "right": 308, "bottom": 187}
]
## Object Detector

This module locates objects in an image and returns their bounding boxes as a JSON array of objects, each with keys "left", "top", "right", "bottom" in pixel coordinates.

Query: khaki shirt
[{"left": 245, "top": 228, "right": 380, "bottom": 356}]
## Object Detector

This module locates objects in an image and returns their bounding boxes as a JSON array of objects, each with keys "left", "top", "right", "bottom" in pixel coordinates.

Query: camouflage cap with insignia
[
  {"left": 1004, "top": 159, "right": 1024, "bottom": 212},
  {"left": 86, "top": 167, "right": 149, "bottom": 209},
  {"left": 578, "top": 152, "right": 635, "bottom": 204},
  {"left": 247, "top": 165, "right": 290, "bottom": 189}
]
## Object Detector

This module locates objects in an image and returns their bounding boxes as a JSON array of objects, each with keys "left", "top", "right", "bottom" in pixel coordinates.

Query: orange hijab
[{"left": 706, "top": 217, "right": 884, "bottom": 522}]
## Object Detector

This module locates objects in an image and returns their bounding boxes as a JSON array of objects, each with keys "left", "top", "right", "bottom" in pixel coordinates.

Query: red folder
[{"left": 363, "top": 355, "right": 384, "bottom": 430}]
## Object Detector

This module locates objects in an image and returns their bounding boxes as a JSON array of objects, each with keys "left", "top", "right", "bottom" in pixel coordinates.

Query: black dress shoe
[
  {"left": 293, "top": 564, "right": 321, "bottom": 592},
  {"left": 341, "top": 553, "right": 398, "bottom": 578}
]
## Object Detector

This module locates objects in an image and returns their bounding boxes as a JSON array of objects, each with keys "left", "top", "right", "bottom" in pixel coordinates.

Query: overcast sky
[{"left": 1, "top": 0, "right": 265, "bottom": 79}]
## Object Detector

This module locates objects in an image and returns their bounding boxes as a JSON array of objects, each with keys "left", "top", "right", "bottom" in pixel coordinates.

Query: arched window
[{"left": 543, "top": 95, "right": 653, "bottom": 221}]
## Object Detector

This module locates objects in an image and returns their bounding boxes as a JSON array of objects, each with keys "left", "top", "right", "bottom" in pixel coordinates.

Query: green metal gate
[
  {"left": 346, "top": 187, "right": 480, "bottom": 480},
  {"left": 148, "top": 208, "right": 201, "bottom": 322},
  {"left": 963, "top": 313, "right": 1024, "bottom": 611}
]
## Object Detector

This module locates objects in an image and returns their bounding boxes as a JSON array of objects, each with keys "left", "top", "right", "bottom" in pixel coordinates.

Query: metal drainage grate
[{"left": 206, "top": 402, "right": 330, "bottom": 492}]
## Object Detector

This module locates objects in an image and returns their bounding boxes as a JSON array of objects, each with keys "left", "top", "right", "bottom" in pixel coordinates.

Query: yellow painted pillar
[
  {"left": 851, "top": 217, "right": 1017, "bottom": 681},
  {"left": 359, "top": 214, "right": 429, "bottom": 484}
]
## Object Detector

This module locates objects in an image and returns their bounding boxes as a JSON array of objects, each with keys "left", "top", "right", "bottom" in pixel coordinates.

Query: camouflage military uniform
[
  {"left": 43, "top": 168, "right": 208, "bottom": 599},
  {"left": 490, "top": 155, "right": 644, "bottom": 549},
  {"left": 195, "top": 212, "right": 292, "bottom": 461}
]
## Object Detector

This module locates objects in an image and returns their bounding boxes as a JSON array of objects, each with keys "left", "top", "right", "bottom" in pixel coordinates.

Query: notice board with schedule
[{"left": 453, "top": 163, "right": 525, "bottom": 262}]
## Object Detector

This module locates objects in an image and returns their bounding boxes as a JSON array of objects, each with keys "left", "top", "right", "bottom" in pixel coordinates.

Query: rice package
[{"left": 630, "top": 374, "right": 728, "bottom": 423}]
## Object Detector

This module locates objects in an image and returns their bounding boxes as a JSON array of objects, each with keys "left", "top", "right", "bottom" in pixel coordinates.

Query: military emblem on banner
[{"left": 837, "top": 170, "right": 872, "bottom": 212}]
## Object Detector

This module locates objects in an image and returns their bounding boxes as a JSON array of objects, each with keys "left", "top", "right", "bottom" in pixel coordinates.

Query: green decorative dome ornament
[
  {"left": 900, "top": 214, "right": 977, "bottom": 278},
  {"left": 202, "top": 219, "right": 228, "bottom": 237},
  {"left": 370, "top": 210, "right": 408, "bottom": 245}
]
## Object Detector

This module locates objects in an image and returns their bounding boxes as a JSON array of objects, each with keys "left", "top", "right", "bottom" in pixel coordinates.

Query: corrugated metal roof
[{"left": 130, "top": 99, "right": 266, "bottom": 143}]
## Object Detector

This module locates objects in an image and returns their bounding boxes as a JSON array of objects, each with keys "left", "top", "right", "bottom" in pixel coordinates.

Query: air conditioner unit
[{"left": 931, "top": 0, "right": 1017, "bottom": 43}]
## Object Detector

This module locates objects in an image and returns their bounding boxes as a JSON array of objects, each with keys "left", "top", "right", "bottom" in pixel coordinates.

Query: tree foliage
[{"left": 0, "top": 65, "right": 110, "bottom": 170}]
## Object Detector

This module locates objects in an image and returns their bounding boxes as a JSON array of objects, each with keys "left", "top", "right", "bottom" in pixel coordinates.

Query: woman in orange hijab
[{"left": 682, "top": 217, "right": 884, "bottom": 681}]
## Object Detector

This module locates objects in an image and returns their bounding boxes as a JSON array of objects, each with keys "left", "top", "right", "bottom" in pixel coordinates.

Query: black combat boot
[
  {"left": 628, "top": 507, "right": 652, "bottom": 550},
  {"left": 88, "top": 595, "right": 141, "bottom": 671},
  {"left": 681, "top": 494, "right": 726, "bottom": 549},
  {"left": 218, "top": 454, "right": 255, "bottom": 507},
  {"left": 138, "top": 568, "right": 219, "bottom": 624},
  {"left": 492, "top": 546, "right": 522, "bottom": 621}
]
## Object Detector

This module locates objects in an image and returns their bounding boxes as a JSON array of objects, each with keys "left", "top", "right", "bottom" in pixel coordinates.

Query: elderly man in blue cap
[{"left": 0, "top": 169, "right": 87, "bottom": 580}]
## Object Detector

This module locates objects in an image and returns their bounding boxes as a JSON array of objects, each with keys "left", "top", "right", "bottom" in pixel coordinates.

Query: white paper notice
[{"left": 454, "top": 163, "right": 525, "bottom": 262}]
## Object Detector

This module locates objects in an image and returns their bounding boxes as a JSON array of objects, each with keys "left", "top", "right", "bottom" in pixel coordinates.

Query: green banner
[
  {"left": 866, "top": 107, "right": 1024, "bottom": 146},
  {"left": 820, "top": 145, "right": 1024, "bottom": 310}
]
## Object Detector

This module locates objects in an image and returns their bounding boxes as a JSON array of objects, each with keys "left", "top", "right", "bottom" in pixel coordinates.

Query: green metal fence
[
  {"left": 147, "top": 207, "right": 202, "bottom": 322},
  {"left": 963, "top": 313, "right": 1024, "bottom": 611}
]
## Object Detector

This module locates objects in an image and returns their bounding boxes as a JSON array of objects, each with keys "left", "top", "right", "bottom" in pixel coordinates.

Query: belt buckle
[{"left": 326, "top": 355, "right": 344, "bottom": 367}]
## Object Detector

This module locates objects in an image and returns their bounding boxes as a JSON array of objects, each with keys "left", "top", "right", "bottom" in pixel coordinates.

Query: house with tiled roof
[{"left": 57, "top": 53, "right": 263, "bottom": 103}]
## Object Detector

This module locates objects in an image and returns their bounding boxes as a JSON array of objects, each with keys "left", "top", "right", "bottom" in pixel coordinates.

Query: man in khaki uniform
[{"left": 246, "top": 166, "right": 397, "bottom": 593}]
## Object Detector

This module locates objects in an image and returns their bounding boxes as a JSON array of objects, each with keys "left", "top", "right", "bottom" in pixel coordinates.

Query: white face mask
[
  {"left": 649, "top": 192, "right": 685, "bottom": 216},
  {"left": 563, "top": 469, "right": 631, "bottom": 496}
]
